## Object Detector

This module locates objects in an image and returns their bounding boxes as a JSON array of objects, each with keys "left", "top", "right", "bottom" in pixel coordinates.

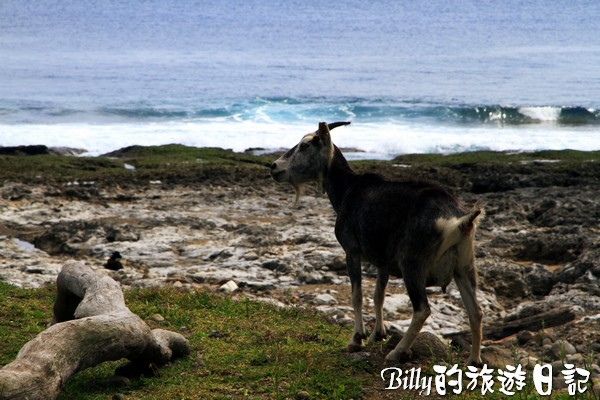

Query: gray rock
[
  {"left": 481, "top": 346, "right": 514, "bottom": 370},
  {"left": 516, "top": 330, "right": 534, "bottom": 345},
  {"left": 480, "top": 259, "right": 530, "bottom": 299},
  {"left": 505, "top": 304, "right": 539, "bottom": 322},
  {"left": 552, "top": 376, "right": 567, "bottom": 390},
  {"left": 34, "top": 221, "right": 104, "bottom": 255},
  {"left": 550, "top": 340, "right": 577, "bottom": 359},
  {"left": 314, "top": 293, "right": 337, "bottom": 305},
  {"left": 566, "top": 353, "right": 584, "bottom": 365},
  {"left": 518, "top": 355, "right": 539, "bottom": 368},
  {"left": 0, "top": 183, "right": 32, "bottom": 201},
  {"left": 297, "top": 272, "right": 332, "bottom": 284},
  {"left": 480, "top": 258, "right": 557, "bottom": 299},
  {"left": 516, "top": 230, "right": 584, "bottom": 264},
  {"left": 261, "top": 260, "right": 290, "bottom": 273},
  {"left": 384, "top": 331, "right": 449, "bottom": 362},
  {"left": 106, "top": 225, "right": 140, "bottom": 242},
  {"left": 150, "top": 313, "right": 164, "bottom": 322},
  {"left": 23, "top": 266, "right": 44, "bottom": 274},
  {"left": 295, "top": 390, "right": 310, "bottom": 400},
  {"left": 241, "top": 281, "right": 276, "bottom": 291}
]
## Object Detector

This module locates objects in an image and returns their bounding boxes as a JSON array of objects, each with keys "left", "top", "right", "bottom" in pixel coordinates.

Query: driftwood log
[
  {"left": 444, "top": 306, "right": 576, "bottom": 343},
  {"left": 0, "top": 261, "right": 190, "bottom": 400}
]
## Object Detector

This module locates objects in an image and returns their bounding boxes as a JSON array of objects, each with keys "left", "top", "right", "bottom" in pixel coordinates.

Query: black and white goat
[{"left": 270, "top": 122, "right": 484, "bottom": 365}]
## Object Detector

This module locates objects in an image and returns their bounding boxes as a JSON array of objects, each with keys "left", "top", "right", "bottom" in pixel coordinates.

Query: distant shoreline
[{"left": 2, "top": 143, "right": 600, "bottom": 160}]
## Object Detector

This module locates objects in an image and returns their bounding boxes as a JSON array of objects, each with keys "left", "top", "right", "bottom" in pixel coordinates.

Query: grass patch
[
  {"left": 0, "top": 283, "right": 55, "bottom": 365},
  {"left": 1, "top": 282, "right": 597, "bottom": 399},
  {"left": 390, "top": 149, "right": 600, "bottom": 166},
  {"left": 1, "top": 146, "right": 598, "bottom": 187},
  {"left": 0, "top": 154, "right": 125, "bottom": 183},
  {"left": 0, "top": 145, "right": 272, "bottom": 185},
  {"left": 103, "top": 144, "right": 272, "bottom": 170},
  {"left": 0, "top": 144, "right": 600, "bottom": 190},
  {"left": 0, "top": 282, "right": 369, "bottom": 399}
]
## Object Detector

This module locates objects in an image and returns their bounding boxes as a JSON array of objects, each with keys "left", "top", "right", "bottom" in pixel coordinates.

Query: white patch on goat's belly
[{"left": 426, "top": 246, "right": 457, "bottom": 287}]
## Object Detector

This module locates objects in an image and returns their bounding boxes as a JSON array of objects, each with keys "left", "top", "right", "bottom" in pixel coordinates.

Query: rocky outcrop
[
  {"left": 0, "top": 156, "right": 598, "bottom": 371},
  {"left": 0, "top": 145, "right": 85, "bottom": 156}
]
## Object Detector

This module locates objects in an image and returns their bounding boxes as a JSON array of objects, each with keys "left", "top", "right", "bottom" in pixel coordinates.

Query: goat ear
[{"left": 317, "top": 122, "right": 332, "bottom": 147}]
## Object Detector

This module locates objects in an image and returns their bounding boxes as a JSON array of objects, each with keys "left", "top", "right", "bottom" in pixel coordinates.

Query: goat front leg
[
  {"left": 454, "top": 265, "right": 483, "bottom": 366},
  {"left": 368, "top": 269, "right": 388, "bottom": 345},
  {"left": 346, "top": 253, "right": 366, "bottom": 352}
]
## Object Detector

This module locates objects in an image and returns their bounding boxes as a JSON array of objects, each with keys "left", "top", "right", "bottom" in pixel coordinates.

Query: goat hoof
[
  {"left": 468, "top": 358, "right": 484, "bottom": 368},
  {"left": 346, "top": 332, "right": 366, "bottom": 352},
  {"left": 367, "top": 331, "right": 387, "bottom": 345},
  {"left": 385, "top": 349, "right": 412, "bottom": 365}
]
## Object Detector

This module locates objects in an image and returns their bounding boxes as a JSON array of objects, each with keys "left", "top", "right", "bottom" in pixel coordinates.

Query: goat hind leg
[
  {"left": 454, "top": 266, "right": 483, "bottom": 366},
  {"left": 386, "top": 263, "right": 430, "bottom": 364},
  {"left": 368, "top": 269, "right": 388, "bottom": 345}
]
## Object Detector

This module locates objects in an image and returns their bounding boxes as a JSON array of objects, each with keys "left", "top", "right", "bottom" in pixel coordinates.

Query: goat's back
[{"left": 334, "top": 174, "right": 464, "bottom": 268}]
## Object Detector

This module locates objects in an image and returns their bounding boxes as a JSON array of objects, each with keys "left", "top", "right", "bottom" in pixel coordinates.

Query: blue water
[{"left": 1, "top": 0, "right": 599, "bottom": 157}]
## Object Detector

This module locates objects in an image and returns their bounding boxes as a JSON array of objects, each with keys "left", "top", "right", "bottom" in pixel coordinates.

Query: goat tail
[
  {"left": 435, "top": 200, "right": 484, "bottom": 262},
  {"left": 458, "top": 200, "right": 485, "bottom": 237}
]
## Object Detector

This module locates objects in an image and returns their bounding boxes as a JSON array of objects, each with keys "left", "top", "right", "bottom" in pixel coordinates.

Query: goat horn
[{"left": 327, "top": 121, "right": 351, "bottom": 130}]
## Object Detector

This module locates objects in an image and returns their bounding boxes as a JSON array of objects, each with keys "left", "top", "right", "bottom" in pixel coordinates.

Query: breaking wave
[{"left": 2, "top": 98, "right": 600, "bottom": 126}]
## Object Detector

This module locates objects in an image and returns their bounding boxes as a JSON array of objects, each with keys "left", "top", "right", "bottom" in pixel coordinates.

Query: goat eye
[{"left": 299, "top": 142, "right": 310, "bottom": 151}]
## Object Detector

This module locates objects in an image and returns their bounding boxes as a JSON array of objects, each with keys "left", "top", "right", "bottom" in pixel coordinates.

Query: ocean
[{"left": 1, "top": 0, "right": 599, "bottom": 159}]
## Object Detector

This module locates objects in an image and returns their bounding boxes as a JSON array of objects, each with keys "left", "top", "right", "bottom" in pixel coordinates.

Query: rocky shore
[{"left": 1, "top": 147, "right": 599, "bottom": 391}]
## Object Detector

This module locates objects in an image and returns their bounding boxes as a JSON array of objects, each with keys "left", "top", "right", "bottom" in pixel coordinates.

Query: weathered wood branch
[
  {"left": 444, "top": 306, "right": 576, "bottom": 343},
  {"left": 0, "top": 260, "right": 190, "bottom": 400}
]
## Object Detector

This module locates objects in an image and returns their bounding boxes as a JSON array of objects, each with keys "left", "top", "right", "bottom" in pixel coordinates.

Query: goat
[{"left": 270, "top": 121, "right": 484, "bottom": 365}]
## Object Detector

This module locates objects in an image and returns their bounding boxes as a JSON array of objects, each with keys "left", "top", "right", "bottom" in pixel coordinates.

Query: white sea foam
[
  {"left": 1, "top": 120, "right": 598, "bottom": 159},
  {"left": 518, "top": 106, "right": 562, "bottom": 122}
]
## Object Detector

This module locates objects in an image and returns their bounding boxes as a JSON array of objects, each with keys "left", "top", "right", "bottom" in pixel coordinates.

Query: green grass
[
  {"left": 2, "top": 146, "right": 597, "bottom": 186},
  {"left": 1, "top": 282, "right": 596, "bottom": 399},
  {"left": 0, "top": 154, "right": 125, "bottom": 183},
  {"left": 0, "top": 282, "right": 370, "bottom": 399},
  {"left": 0, "top": 283, "right": 55, "bottom": 365},
  {"left": 0, "top": 145, "right": 272, "bottom": 185},
  {"left": 390, "top": 149, "right": 600, "bottom": 166},
  {"left": 102, "top": 144, "right": 273, "bottom": 170}
]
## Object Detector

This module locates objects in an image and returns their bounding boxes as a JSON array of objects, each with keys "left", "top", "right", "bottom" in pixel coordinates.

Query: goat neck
[{"left": 322, "top": 145, "right": 358, "bottom": 213}]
